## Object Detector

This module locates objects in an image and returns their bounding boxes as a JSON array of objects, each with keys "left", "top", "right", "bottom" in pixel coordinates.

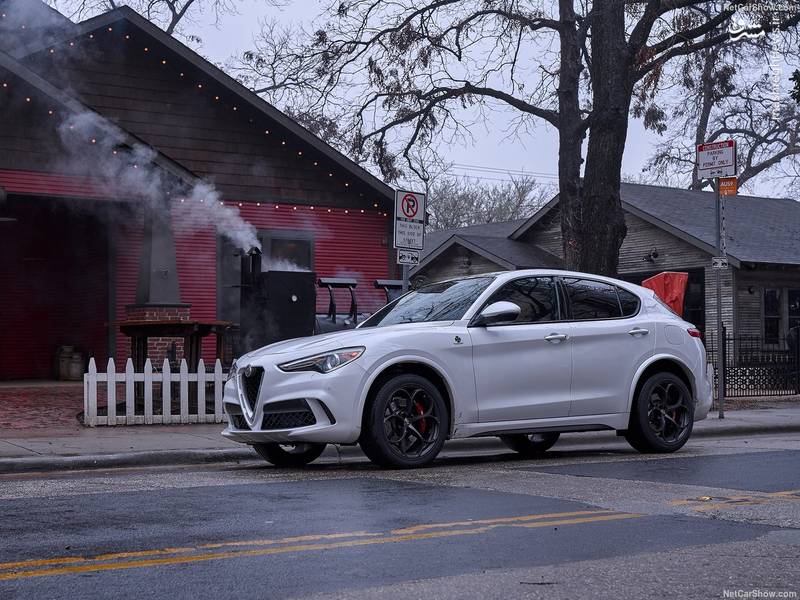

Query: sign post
[
  {"left": 393, "top": 190, "right": 426, "bottom": 292},
  {"left": 697, "top": 140, "right": 736, "bottom": 419}
]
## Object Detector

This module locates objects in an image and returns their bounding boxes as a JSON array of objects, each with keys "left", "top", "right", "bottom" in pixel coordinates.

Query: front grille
[
  {"left": 262, "top": 410, "right": 316, "bottom": 430},
  {"left": 261, "top": 399, "right": 317, "bottom": 430},
  {"left": 240, "top": 366, "right": 264, "bottom": 413},
  {"left": 230, "top": 414, "right": 248, "bottom": 430}
]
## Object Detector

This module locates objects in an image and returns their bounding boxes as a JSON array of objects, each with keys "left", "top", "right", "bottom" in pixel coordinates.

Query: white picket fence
[{"left": 83, "top": 357, "right": 229, "bottom": 426}]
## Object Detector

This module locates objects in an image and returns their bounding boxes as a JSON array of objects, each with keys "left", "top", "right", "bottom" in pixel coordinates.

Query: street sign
[
  {"left": 393, "top": 190, "right": 425, "bottom": 251},
  {"left": 397, "top": 248, "right": 420, "bottom": 266},
  {"left": 711, "top": 256, "right": 729, "bottom": 269},
  {"left": 697, "top": 140, "right": 737, "bottom": 179},
  {"left": 719, "top": 176, "right": 738, "bottom": 196}
]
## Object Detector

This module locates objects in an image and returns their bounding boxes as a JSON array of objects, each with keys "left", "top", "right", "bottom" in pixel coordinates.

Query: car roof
[{"left": 434, "top": 269, "right": 654, "bottom": 298}]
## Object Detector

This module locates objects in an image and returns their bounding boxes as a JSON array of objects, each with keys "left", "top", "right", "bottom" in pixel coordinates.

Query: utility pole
[{"left": 714, "top": 178, "right": 726, "bottom": 419}]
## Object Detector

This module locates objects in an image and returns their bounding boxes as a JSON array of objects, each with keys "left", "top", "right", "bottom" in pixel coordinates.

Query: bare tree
[
  {"left": 427, "top": 175, "right": 551, "bottom": 231},
  {"left": 643, "top": 26, "right": 800, "bottom": 196},
  {"left": 48, "top": 0, "right": 259, "bottom": 37},
  {"left": 236, "top": 1, "right": 800, "bottom": 275}
]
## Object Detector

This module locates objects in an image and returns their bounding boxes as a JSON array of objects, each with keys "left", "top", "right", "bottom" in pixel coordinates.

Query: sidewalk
[{"left": 1, "top": 405, "right": 799, "bottom": 474}]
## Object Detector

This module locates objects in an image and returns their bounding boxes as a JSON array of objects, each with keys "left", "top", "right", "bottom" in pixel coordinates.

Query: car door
[
  {"left": 469, "top": 276, "right": 573, "bottom": 423},
  {"left": 561, "top": 278, "right": 655, "bottom": 417}
]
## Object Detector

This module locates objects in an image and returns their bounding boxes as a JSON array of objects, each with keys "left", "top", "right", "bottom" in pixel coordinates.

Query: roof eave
[{"left": 411, "top": 234, "right": 514, "bottom": 275}]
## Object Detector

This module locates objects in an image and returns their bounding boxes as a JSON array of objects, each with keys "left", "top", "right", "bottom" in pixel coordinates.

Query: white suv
[{"left": 223, "top": 270, "right": 712, "bottom": 468}]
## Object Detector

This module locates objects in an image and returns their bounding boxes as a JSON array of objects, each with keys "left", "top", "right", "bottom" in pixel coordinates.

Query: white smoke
[
  {"left": 56, "top": 110, "right": 260, "bottom": 250},
  {"left": 265, "top": 258, "right": 310, "bottom": 272}
]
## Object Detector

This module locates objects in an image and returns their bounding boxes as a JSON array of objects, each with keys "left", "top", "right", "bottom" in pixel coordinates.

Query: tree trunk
[
  {"left": 568, "top": 0, "right": 629, "bottom": 276},
  {"left": 691, "top": 46, "right": 719, "bottom": 190},
  {"left": 557, "top": 0, "right": 586, "bottom": 272}
]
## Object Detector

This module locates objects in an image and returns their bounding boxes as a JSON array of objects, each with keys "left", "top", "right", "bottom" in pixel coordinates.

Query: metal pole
[
  {"left": 715, "top": 178, "right": 725, "bottom": 418},
  {"left": 402, "top": 264, "right": 409, "bottom": 292}
]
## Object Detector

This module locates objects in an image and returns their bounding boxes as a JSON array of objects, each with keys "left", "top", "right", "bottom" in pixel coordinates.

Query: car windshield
[{"left": 361, "top": 277, "right": 494, "bottom": 327}]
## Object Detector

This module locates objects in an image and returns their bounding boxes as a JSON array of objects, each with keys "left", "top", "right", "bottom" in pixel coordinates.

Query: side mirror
[{"left": 473, "top": 301, "right": 521, "bottom": 327}]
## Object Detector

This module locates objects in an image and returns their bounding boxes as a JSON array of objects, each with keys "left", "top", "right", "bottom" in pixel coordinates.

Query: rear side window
[
  {"left": 563, "top": 278, "right": 622, "bottom": 320},
  {"left": 617, "top": 288, "right": 640, "bottom": 317},
  {"left": 485, "top": 277, "right": 558, "bottom": 324}
]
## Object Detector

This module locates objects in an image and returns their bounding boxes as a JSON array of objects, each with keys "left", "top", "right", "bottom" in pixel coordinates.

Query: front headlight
[
  {"left": 278, "top": 347, "right": 365, "bottom": 374},
  {"left": 226, "top": 360, "right": 238, "bottom": 382}
]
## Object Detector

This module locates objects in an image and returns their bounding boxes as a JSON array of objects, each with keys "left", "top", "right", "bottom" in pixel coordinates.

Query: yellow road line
[
  {"left": 0, "top": 509, "right": 611, "bottom": 572},
  {"left": 391, "top": 509, "right": 617, "bottom": 534},
  {"left": 0, "top": 512, "right": 642, "bottom": 582},
  {"left": 0, "top": 532, "right": 380, "bottom": 571}
]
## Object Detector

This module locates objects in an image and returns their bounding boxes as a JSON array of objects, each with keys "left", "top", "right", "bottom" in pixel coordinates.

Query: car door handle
[
  {"left": 628, "top": 327, "right": 650, "bottom": 336},
  {"left": 544, "top": 333, "right": 568, "bottom": 343}
]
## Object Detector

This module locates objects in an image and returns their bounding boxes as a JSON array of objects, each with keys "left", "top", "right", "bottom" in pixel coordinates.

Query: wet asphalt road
[{"left": 0, "top": 432, "right": 799, "bottom": 600}]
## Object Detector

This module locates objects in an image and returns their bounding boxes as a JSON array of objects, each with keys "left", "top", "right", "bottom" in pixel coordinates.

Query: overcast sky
[{"left": 190, "top": 0, "right": 656, "bottom": 190}]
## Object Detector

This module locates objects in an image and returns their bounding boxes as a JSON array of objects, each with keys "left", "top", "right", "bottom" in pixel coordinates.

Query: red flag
[{"left": 642, "top": 272, "right": 689, "bottom": 316}]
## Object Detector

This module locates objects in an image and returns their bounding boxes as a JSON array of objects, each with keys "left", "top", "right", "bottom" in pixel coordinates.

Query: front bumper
[{"left": 221, "top": 361, "right": 365, "bottom": 445}]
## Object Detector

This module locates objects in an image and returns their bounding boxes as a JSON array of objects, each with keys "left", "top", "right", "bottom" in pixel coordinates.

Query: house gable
[
  {"left": 19, "top": 10, "right": 391, "bottom": 210},
  {"left": 414, "top": 241, "right": 505, "bottom": 285},
  {"left": 519, "top": 206, "right": 714, "bottom": 275}
]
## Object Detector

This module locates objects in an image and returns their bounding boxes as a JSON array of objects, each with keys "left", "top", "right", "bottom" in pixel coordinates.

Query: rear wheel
[
  {"left": 625, "top": 372, "right": 693, "bottom": 453},
  {"left": 359, "top": 374, "right": 448, "bottom": 468},
  {"left": 500, "top": 432, "right": 560, "bottom": 457},
  {"left": 252, "top": 442, "right": 326, "bottom": 467}
]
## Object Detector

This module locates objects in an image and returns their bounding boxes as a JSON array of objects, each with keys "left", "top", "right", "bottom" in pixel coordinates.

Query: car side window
[
  {"left": 617, "top": 287, "right": 640, "bottom": 317},
  {"left": 485, "top": 277, "right": 559, "bottom": 324},
  {"left": 563, "top": 278, "right": 622, "bottom": 320}
]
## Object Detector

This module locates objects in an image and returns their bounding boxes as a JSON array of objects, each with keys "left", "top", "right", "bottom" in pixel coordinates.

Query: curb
[
  {"left": 0, "top": 448, "right": 258, "bottom": 474},
  {"left": 1, "top": 423, "right": 798, "bottom": 475}
]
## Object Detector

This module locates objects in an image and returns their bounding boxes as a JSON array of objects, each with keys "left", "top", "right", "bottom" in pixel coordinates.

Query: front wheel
[
  {"left": 625, "top": 372, "right": 693, "bottom": 453},
  {"left": 252, "top": 442, "right": 326, "bottom": 467},
  {"left": 359, "top": 374, "right": 449, "bottom": 468},
  {"left": 500, "top": 432, "right": 560, "bottom": 457}
]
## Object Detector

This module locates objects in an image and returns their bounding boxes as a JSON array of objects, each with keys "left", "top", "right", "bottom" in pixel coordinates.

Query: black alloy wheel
[
  {"left": 360, "top": 374, "right": 448, "bottom": 468},
  {"left": 252, "top": 442, "right": 326, "bottom": 467},
  {"left": 625, "top": 372, "right": 693, "bottom": 453}
]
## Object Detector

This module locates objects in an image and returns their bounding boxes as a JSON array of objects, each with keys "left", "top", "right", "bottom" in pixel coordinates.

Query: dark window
[
  {"left": 564, "top": 278, "right": 622, "bottom": 320},
  {"left": 484, "top": 277, "right": 558, "bottom": 324},
  {"left": 764, "top": 288, "right": 781, "bottom": 344},
  {"left": 789, "top": 289, "right": 800, "bottom": 333},
  {"left": 261, "top": 232, "right": 313, "bottom": 272},
  {"left": 617, "top": 288, "right": 640, "bottom": 317}
]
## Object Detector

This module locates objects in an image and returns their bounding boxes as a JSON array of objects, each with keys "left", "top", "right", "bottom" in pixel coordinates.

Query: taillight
[{"left": 687, "top": 328, "right": 702, "bottom": 338}]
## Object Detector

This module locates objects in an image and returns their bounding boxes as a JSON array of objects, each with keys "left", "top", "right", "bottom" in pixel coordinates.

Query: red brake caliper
[{"left": 414, "top": 402, "right": 427, "bottom": 435}]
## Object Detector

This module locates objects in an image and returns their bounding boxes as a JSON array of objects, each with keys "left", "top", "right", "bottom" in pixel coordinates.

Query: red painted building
[{"left": 0, "top": 2, "right": 396, "bottom": 380}]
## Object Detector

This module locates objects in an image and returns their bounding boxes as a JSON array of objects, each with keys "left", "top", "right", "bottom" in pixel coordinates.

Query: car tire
[
  {"left": 625, "top": 372, "right": 694, "bottom": 453},
  {"left": 500, "top": 432, "right": 560, "bottom": 457},
  {"left": 252, "top": 442, "right": 326, "bottom": 467},
  {"left": 359, "top": 374, "right": 449, "bottom": 468}
]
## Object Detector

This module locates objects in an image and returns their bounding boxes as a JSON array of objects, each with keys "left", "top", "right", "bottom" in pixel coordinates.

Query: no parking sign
[{"left": 393, "top": 190, "right": 425, "bottom": 251}]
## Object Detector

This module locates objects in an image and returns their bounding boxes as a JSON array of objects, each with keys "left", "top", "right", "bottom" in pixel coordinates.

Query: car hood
[{"left": 240, "top": 321, "right": 455, "bottom": 361}]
